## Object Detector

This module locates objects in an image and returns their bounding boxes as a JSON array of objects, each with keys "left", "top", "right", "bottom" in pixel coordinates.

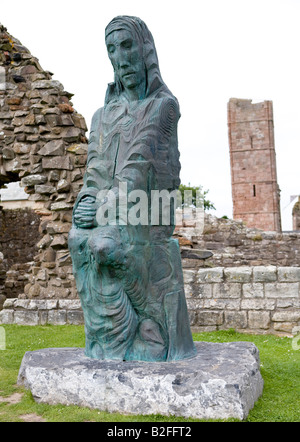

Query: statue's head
[{"left": 105, "top": 16, "right": 172, "bottom": 103}]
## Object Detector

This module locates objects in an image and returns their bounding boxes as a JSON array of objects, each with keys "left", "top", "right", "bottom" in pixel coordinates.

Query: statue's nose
[
  {"left": 118, "top": 59, "right": 130, "bottom": 70},
  {"left": 115, "top": 48, "right": 130, "bottom": 70}
]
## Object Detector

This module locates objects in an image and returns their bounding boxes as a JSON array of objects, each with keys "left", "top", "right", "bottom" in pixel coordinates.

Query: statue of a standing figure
[{"left": 69, "top": 16, "right": 196, "bottom": 362}]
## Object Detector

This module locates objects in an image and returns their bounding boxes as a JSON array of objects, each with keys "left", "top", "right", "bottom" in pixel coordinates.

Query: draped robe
[{"left": 69, "top": 87, "right": 196, "bottom": 362}]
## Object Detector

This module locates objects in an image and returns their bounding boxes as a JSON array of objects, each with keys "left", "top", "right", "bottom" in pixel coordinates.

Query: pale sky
[{"left": 2, "top": 0, "right": 300, "bottom": 230}]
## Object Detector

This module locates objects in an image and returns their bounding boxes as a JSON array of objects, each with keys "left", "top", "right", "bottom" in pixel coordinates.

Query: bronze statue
[{"left": 69, "top": 16, "right": 195, "bottom": 362}]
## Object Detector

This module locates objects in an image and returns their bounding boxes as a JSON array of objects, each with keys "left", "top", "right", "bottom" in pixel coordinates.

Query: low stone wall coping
[{"left": 1, "top": 266, "right": 300, "bottom": 336}]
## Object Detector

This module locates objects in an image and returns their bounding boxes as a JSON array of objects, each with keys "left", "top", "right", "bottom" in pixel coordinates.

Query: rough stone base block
[{"left": 18, "top": 342, "right": 263, "bottom": 420}]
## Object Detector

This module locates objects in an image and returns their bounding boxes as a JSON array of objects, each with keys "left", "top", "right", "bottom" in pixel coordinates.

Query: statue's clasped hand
[{"left": 74, "top": 196, "right": 97, "bottom": 229}]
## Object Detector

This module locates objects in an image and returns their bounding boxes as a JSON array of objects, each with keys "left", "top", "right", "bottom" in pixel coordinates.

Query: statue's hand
[{"left": 74, "top": 196, "right": 97, "bottom": 229}]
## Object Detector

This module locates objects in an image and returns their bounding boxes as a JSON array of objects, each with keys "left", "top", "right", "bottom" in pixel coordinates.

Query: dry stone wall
[
  {"left": 0, "top": 24, "right": 88, "bottom": 302},
  {"left": 175, "top": 214, "right": 300, "bottom": 268},
  {"left": 0, "top": 208, "right": 40, "bottom": 298},
  {"left": 185, "top": 266, "right": 300, "bottom": 335}
]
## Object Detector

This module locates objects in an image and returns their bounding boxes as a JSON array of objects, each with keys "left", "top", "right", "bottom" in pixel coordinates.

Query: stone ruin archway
[{"left": 0, "top": 24, "right": 88, "bottom": 303}]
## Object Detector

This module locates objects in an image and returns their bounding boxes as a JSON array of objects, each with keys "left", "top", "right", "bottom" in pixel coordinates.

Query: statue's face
[{"left": 106, "top": 29, "right": 145, "bottom": 91}]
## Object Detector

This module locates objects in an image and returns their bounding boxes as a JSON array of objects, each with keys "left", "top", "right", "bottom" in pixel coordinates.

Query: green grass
[{"left": 0, "top": 325, "right": 299, "bottom": 422}]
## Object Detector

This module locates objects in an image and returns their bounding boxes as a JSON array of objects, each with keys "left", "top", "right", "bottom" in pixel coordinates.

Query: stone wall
[
  {"left": 0, "top": 24, "right": 88, "bottom": 302},
  {"left": 0, "top": 298, "right": 83, "bottom": 325},
  {"left": 175, "top": 214, "right": 300, "bottom": 268},
  {"left": 0, "top": 207, "right": 40, "bottom": 299},
  {"left": 1, "top": 265, "right": 299, "bottom": 336},
  {"left": 185, "top": 266, "right": 300, "bottom": 335},
  {"left": 0, "top": 208, "right": 40, "bottom": 297}
]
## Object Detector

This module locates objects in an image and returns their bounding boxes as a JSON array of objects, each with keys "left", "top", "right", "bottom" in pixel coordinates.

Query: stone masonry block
[
  {"left": 241, "top": 299, "right": 276, "bottom": 311},
  {"left": 58, "top": 300, "right": 81, "bottom": 310},
  {"left": 224, "top": 267, "right": 252, "bottom": 283},
  {"left": 14, "top": 311, "right": 39, "bottom": 326},
  {"left": 213, "top": 283, "right": 242, "bottom": 299},
  {"left": 224, "top": 311, "right": 247, "bottom": 329},
  {"left": 42, "top": 156, "right": 73, "bottom": 170},
  {"left": 188, "top": 309, "right": 198, "bottom": 327},
  {"left": 187, "top": 297, "right": 206, "bottom": 310},
  {"left": 248, "top": 311, "right": 270, "bottom": 330},
  {"left": 197, "top": 284, "right": 213, "bottom": 298},
  {"left": 14, "top": 300, "right": 30, "bottom": 309},
  {"left": 182, "top": 269, "right": 196, "bottom": 284},
  {"left": 47, "top": 310, "right": 67, "bottom": 325},
  {"left": 0, "top": 309, "right": 14, "bottom": 324},
  {"left": 197, "top": 310, "right": 224, "bottom": 326},
  {"left": 3, "top": 299, "right": 17, "bottom": 309},
  {"left": 34, "top": 300, "right": 58, "bottom": 310},
  {"left": 274, "top": 323, "right": 296, "bottom": 333},
  {"left": 184, "top": 284, "right": 193, "bottom": 299},
  {"left": 202, "top": 299, "right": 241, "bottom": 311},
  {"left": 197, "top": 268, "right": 224, "bottom": 283},
  {"left": 278, "top": 267, "right": 300, "bottom": 282},
  {"left": 253, "top": 266, "right": 277, "bottom": 283},
  {"left": 265, "top": 283, "right": 299, "bottom": 298},
  {"left": 67, "top": 310, "right": 84, "bottom": 325},
  {"left": 242, "top": 283, "right": 264, "bottom": 298},
  {"left": 272, "top": 311, "right": 300, "bottom": 322},
  {"left": 277, "top": 299, "right": 300, "bottom": 308},
  {"left": 39, "top": 311, "right": 49, "bottom": 326}
]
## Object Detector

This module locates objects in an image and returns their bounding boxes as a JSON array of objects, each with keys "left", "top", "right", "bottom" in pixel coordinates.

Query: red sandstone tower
[{"left": 228, "top": 98, "right": 281, "bottom": 232}]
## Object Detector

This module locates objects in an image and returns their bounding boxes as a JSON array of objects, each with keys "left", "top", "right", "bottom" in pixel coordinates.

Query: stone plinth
[{"left": 18, "top": 342, "right": 263, "bottom": 420}]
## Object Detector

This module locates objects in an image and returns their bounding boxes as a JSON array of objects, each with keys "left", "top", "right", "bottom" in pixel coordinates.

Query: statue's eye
[
  {"left": 107, "top": 45, "right": 115, "bottom": 54},
  {"left": 121, "top": 39, "right": 133, "bottom": 49}
]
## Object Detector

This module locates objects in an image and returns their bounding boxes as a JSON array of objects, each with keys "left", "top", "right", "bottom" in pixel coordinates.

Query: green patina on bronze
[{"left": 69, "top": 16, "right": 196, "bottom": 362}]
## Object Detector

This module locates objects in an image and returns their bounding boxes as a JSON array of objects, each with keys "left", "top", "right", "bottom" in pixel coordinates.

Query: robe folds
[{"left": 69, "top": 88, "right": 196, "bottom": 362}]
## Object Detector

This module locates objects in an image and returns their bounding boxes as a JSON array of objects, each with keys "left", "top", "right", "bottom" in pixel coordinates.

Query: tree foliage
[{"left": 178, "top": 184, "right": 216, "bottom": 211}]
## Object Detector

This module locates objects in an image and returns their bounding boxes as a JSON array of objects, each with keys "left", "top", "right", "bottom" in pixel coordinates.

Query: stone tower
[
  {"left": 292, "top": 197, "right": 300, "bottom": 231},
  {"left": 228, "top": 98, "right": 281, "bottom": 232}
]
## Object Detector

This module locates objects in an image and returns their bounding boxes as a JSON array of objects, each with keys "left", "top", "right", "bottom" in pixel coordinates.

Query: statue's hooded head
[{"left": 104, "top": 16, "right": 173, "bottom": 104}]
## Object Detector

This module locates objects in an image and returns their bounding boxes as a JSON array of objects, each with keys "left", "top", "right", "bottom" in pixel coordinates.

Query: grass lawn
[{"left": 0, "top": 325, "right": 299, "bottom": 422}]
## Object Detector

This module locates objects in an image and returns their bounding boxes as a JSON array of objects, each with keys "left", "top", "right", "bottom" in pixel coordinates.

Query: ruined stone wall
[
  {"left": 175, "top": 214, "right": 300, "bottom": 268},
  {"left": 228, "top": 98, "right": 281, "bottom": 232},
  {"left": 0, "top": 24, "right": 88, "bottom": 301},
  {"left": 0, "top": 208, "right": 40, "bottom": 269},
  {"left": 0, "top": 208, "right": 40, "bottom": 298}
]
